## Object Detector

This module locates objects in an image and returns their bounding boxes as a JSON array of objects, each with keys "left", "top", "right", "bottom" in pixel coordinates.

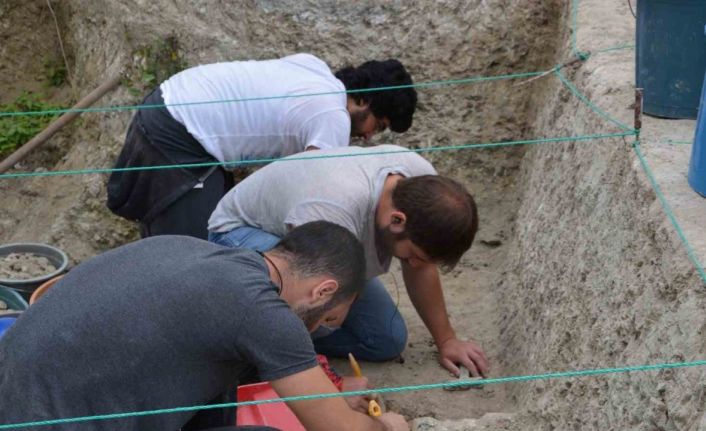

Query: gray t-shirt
[
  {"left": 208, "top": 145, "right": 437, "bottom": 278},
  {"left": 0, "top": 236, "right": 317, "bottom": 431}
]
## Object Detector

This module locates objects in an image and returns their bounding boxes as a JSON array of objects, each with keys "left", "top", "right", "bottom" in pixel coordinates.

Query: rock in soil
[{"left": 0, "top": 253, "right": 56, "bottom": 280}]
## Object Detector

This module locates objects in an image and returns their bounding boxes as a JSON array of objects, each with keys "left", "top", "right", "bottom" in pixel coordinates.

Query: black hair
[
  {"left": 272, "top": 221, "right": 366, "bottom": 304},
  {"left": 335, "top": 59, "right": 417, "bottom": 133}
]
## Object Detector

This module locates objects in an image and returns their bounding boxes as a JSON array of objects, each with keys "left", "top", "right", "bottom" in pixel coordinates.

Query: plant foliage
[{"left": 0, "top": 93, "right": 60, "bottom": 157}]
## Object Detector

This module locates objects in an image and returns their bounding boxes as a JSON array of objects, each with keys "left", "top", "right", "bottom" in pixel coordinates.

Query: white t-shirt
[
  {"left": 208, "top": 145, "right": 437, "bottom": 279},
  {"left": 161, "top": 54, "right": 351, "bottom": 166}
]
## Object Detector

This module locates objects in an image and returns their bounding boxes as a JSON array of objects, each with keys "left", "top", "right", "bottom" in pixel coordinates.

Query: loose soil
[{"left": 0, "top": 253, "right": 57, "bottom": 280}]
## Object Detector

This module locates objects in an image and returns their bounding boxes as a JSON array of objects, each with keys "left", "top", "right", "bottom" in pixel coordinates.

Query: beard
[
  {"left": 293, "top": 302, "right": 334, "bottom": 332},
  {"left": 374, "top": 224, "right": 406, "bottom": 261},
  {"left": 349, "top": 109, "right": 371, "bottom": 138}
]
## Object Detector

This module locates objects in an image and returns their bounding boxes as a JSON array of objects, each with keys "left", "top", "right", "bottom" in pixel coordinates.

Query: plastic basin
[
  {"left": 29, "top": 275, "right": 64, "bottom": 305},
  {"left": 0, "top": 243, "right": 69, "bottom": 300},
  {"left": 236, "top": 382, "right": 306, "bottom": 431},
  {"left": 0, "top": 284, "right": 29, "bottom": 311}
]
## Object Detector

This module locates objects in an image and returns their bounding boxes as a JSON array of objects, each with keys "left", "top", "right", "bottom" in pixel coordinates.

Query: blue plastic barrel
[
  {"left": 636, "top": 0, "right": 706, "bottom": 119},
  {"left": 690, "top": 30, "right": 706, "bottom": 197},
  {"left": 0, "top": 313, "right": 21, "bottom": 338}
]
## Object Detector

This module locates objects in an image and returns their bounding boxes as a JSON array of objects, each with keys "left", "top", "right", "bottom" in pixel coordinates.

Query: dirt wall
[
  {"left": 497, "top": 1, "right": 706, "bottom": 430},
  {"left": 1, "top": 0, "right": 563, "bottom": 261},
  {"left": 2, "top": 2, "right": 564, "bottom": 423}
]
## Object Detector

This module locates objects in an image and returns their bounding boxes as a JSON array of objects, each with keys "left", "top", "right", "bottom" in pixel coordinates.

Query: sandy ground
[
  {"left": 328, "top": 152, "right": 524, "bottom": 421},
  {"left": 640, "top": 117, "right": 706, "bottom": 268}
]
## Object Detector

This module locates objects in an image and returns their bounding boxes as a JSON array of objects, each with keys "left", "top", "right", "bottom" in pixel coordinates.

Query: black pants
[
  {"left": 182, "top": 370, "right": 265, "bottom": 431},
  {"left": 139, "top": 165, "right": 229, "bottom": 240}
]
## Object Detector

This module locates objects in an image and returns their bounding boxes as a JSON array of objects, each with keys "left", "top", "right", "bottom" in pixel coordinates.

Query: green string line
[
  {"left": 564, "top": 3, "right": 703, "bottom": 282},
  {"left": 554, "top": 69, "right": 634, "bottom": 132},
  {"left": 570, "top": 0, "right": 634, "bottom": 56},
  {"left": 0, "top": 0, "right": 628, "bottom": 120},
  {"left": 571, "top": 0, "right": 591, "bottom": 61},
  {"left": 0, "top": 0, "right": 634, "bottom": 129},
  {"left": 0, "top": 7, "right": 696, "bottom": 429},
  {"left": 1, "top": 359, "right": 704, "bottom": 429},
  {"left": 632, "top": 141, "right": 706, "bottom": 283},
  {"left": 595, "top": 44, "right": 635, "bottom": 54},
  {"left": 662, "top": 139, "right": 692, "bottom": 145},
  {"left": 0, "top": 131, "right": 636, "bottom": 180},
  {"left": 0, "top": 38, "right": 632, "bottom": 121},
  {"left": 570, "top": 0, "right": 632, "bottom": 56},
  {"left": 571, "top": 0, "right": 579, "bottom": 56},
  {"left": 0, "top": 71, "right": 545, "bottom": 118}
]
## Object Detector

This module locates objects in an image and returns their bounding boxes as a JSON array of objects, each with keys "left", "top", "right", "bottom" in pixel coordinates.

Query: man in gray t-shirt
[
  {"left": 0, "top": 222, "right": 407, "bottom": 431},
  {"left": 208, "top": 145, "right": 489, "bottom": 378}
]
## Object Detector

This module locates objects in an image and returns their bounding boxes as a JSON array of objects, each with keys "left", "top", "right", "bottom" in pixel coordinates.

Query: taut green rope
[
  {"left": 0, "top": 71, "right": 545, "bottom": 118},
  {"left": 571, "top": 0, "right": 591, "bottom": 61},
  {"left": 595, "top": 43, "right": 635, "bottom": 54},
  {"left": 554, "top": 69, "right": 634, "bottom": 132},
  {"left": 662, "top": 139, "right": 692, "bottom": 145},
  {"left": 1, "top": 359, "right": 704, "bottom": 429},
  {"left": 0, "top": 1, "right": 632, "bottom": 121},
  {"left": 0, "top": 131, "right": 636, "bottom": 180},
  {"left": 632, "top": 141, "right": 706, "bottom": 283}
]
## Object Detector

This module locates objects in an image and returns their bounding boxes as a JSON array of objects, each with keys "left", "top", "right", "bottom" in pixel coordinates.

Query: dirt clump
[{"left": 0, "top": 252, "right": 57, "bottom": 280}]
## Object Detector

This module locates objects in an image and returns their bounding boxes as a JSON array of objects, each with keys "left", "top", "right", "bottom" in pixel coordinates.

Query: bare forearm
[
  {"left": 309, "top": 407, "right": 386, "bottom": 431},
  {"left": 286, "top": 400, "right": 386, "bottom": 431},
  {"left": 401, "top": 262, "right": 455, "bottom": 347},
  {"left": 272, "top": 367, "right": 390, "bottom": 431},
  {"left": 402, "top": 263, "right": 490, "bottom": 377}
]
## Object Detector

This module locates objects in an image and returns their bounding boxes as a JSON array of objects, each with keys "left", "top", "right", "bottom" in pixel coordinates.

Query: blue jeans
[{"left": 209, "top": 227, "right": 408, "bottom": 361}]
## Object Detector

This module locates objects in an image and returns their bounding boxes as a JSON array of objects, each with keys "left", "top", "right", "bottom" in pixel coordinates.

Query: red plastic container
[{"left": 236, "top": 382, "right": 306, "bottom": 431}]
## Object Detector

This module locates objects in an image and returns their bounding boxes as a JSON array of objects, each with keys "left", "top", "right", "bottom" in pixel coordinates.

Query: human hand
[
  {"left": 438, "top": 337, "right": 489, "bottom": 378},
  {"left": 341, "top": 376, "right": 371, "bottom": 413},
  {"left": 377, "top": 412, "right": 409, "bottom": 431}
]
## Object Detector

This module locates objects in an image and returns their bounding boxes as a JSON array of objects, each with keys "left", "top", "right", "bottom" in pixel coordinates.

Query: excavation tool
[
  {"left": 443, "top": 365, "right": 484, "bottom": 391},
  {"left": 348, "top": 353, "right": 382, "bottom": 417}
]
